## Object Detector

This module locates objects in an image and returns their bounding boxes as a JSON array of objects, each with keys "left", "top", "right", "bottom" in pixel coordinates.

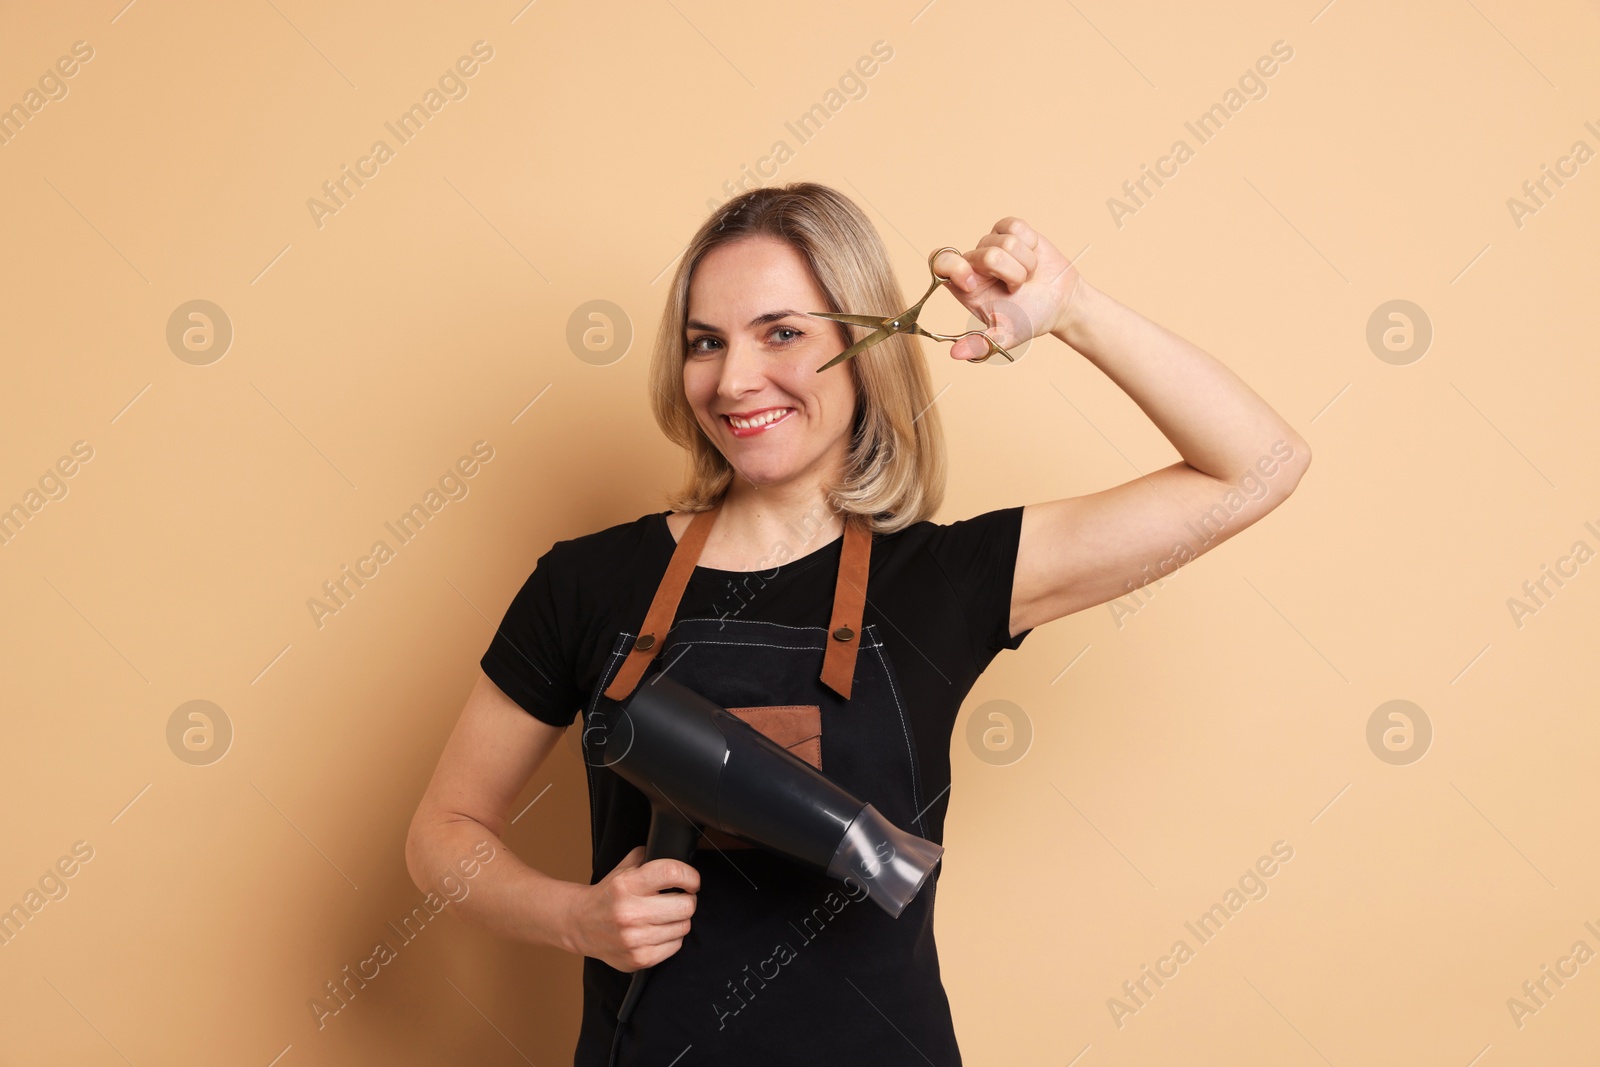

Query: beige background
[{"left": 2, "top": 0, "right": 1597, "bottom": 1063}]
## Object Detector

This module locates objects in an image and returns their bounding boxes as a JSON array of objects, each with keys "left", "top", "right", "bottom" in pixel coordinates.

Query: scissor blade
[
  {"left": 811, "top": 311, "right": 893, "bottom": 329},
  {"left": 816, "top": 325, "right": 894, "bottom": 372}
]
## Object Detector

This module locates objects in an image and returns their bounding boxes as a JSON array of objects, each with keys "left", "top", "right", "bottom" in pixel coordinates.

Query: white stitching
[
  {"left": 582, "top": 636, "right": 630, "bottom": 873},
  {"left": 864, "top": 628, "right": 928, "bottom": 838},
  {"left": 658, "top": 639, "right": 885, "bottom": 654},
  {"left": 665, "top": 618, "right": 828, "bottom": 634}
]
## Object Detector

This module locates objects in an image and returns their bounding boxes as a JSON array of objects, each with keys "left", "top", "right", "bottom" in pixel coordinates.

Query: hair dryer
[{"left": 591, "top": 671, "right": 943, "bottom": 1063}]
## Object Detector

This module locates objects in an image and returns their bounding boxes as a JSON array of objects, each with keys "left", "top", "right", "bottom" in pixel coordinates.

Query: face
[{"left": 683, "top": 235, "right": 859, "bottom": 491}]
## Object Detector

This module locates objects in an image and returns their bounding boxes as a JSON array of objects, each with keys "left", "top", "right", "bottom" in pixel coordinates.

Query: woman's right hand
[{"left": 564, "top": 845, "right": 701, "bottom": 972}]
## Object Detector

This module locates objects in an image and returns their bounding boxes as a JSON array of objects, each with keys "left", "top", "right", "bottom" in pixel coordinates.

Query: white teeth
[{"left": 728, "top": 408, "right": 791, "bottom": 429}]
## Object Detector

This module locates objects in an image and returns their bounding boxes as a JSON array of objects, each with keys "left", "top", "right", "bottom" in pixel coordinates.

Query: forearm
[
  {"left": 406, "top": 813, "right": 586, "bottom": 954},
  {"left": 1052, "top": 279, "right": 1307, "bottom": 481}
]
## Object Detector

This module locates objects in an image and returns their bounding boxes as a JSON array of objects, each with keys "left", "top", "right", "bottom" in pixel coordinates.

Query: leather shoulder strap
[
  {"left": 602, "top": 507, "right": 719, "bottom": 702},
  {"left": 819, "top": 517, "right": 872, "bottom": 700},
  {"left": 603, "top": 506, "right": 873, "bottom": 704}
]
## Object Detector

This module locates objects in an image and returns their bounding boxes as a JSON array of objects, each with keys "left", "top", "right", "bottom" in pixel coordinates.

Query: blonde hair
[{"left": 648, "top": 182, "right": 947, "bottom": 535}]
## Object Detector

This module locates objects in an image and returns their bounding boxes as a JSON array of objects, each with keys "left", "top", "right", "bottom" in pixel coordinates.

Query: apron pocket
[{"left": 697, "top": 704, "right": 821, "bottom": 851}]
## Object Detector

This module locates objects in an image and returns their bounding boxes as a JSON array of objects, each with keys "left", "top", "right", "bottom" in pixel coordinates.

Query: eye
[{"left": 685, "top": 326, "right": 804, "bottom": 355}]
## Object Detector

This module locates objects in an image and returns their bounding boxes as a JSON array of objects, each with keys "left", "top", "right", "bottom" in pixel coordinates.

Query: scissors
[{"left": 812, "top": 246, "right": 1018, "bottom": 373}]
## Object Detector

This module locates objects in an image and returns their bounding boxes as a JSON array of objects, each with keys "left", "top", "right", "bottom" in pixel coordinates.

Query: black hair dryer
[{"left": 592, "top": 671, "right": 943, "bottom": 1051}]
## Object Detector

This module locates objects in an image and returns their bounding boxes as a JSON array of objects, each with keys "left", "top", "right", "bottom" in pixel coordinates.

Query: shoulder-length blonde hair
[{"left": 648, "top": 182, "right": 947, "bottom": 535}]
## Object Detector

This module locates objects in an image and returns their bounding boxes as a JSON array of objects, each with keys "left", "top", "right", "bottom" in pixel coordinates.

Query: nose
[{"left": 715, "top": 332, "right": 769, "bottom": 402}]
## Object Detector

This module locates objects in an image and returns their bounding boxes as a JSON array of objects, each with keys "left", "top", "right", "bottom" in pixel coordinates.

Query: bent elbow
[
  {"left": 1266, "top": 434, "right": 1311, "bottom": 496},
  {"left": 403, "top": 813, "right": 433, "bottom": 895},
  {"left": 1284, "top": 436, "right": 1312, "bottom": 491}
]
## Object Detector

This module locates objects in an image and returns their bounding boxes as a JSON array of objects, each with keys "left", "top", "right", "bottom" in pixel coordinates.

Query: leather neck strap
[{"left": 603, "top": 504, "right": 871, "bottom": 703}]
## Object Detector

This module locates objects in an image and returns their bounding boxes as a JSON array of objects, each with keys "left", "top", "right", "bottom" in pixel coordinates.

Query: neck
[{"left": 712, "top": 477, "right": 847, "bottom": 568}]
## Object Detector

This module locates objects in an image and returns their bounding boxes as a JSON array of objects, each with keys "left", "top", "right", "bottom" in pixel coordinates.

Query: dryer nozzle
[{"left": 826, "top": 802, "right": 944, "bottom": 918}]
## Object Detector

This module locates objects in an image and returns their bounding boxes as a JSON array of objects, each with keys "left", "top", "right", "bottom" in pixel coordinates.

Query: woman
[{"left": 406, "top": 183, "right": 1310, "bottom": 1065}]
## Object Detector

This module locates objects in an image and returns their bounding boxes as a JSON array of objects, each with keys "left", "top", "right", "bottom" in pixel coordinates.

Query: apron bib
[{"left": 572, "top": 504, "right": 962, "bottom": 1066}]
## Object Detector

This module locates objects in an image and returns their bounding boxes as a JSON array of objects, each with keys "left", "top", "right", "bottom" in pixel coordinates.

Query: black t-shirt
[
  {"left": 482, "top": 506, "right": 1030, "bottom": 847},
  {"left": 482, "top": 506, "right": 1031, "bottom": 1063}
]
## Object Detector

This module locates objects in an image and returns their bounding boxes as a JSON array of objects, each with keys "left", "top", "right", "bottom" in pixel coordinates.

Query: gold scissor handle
[
  {"left": 925, "top": 247, "right": 1016, "bottom": 364},
  {"left": 923, "top": 327, "right": 1016, "bottom": 363},
  {"left": 928, "top": 245, "right": 962, "bottom": 283}
]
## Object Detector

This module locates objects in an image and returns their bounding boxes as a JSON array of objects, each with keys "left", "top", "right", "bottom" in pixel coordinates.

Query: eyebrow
[{"left": 685, "top": 309, "right": 807, "bottom": 333}]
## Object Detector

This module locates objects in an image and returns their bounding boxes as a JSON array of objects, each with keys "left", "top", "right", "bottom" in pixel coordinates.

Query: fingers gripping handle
[{"left": 611, "top": 803, "right": 697, "bottom": 1063}]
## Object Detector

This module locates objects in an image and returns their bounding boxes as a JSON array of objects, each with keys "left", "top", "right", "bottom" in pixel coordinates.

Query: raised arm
[{"left": 934, "top": 220, "right": 1312, "bottom": 638}]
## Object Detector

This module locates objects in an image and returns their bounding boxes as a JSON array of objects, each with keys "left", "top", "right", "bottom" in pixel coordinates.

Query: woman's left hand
[{"left": 933, "top": 218, "right": 1084, "bottom": 360}]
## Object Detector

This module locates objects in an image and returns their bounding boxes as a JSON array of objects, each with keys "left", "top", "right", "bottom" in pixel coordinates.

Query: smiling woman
[
  {"left": 676, "top": 237, "right": 878, "bottom": 511},
  {"left": 654, "top": 186, "right": 949, "bottom": 536},
  {"left": 406, "top": 181, "right": 1310, "bottom": 1067}
]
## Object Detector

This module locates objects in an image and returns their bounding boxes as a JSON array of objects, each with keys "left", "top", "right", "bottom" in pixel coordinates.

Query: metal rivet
[
  {"left": 636, "top": 634, "right": 656, "bottom": 651},
  {"left": 832, "top": 626, "right": 854, "bottom": 642}
]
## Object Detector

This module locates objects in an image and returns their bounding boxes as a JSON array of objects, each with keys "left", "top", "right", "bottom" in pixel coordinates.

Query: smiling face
[{"left": 683, "top": 235, "right": 859, "bottom": 492}]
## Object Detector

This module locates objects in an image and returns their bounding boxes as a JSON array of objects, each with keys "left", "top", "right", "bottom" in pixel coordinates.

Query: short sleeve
[
  {"left": 923, "top": 505, "right": 1032, "bottom": 661},
  {"left": 480, "top": 544, "right": 584, "bottom": 727}
]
